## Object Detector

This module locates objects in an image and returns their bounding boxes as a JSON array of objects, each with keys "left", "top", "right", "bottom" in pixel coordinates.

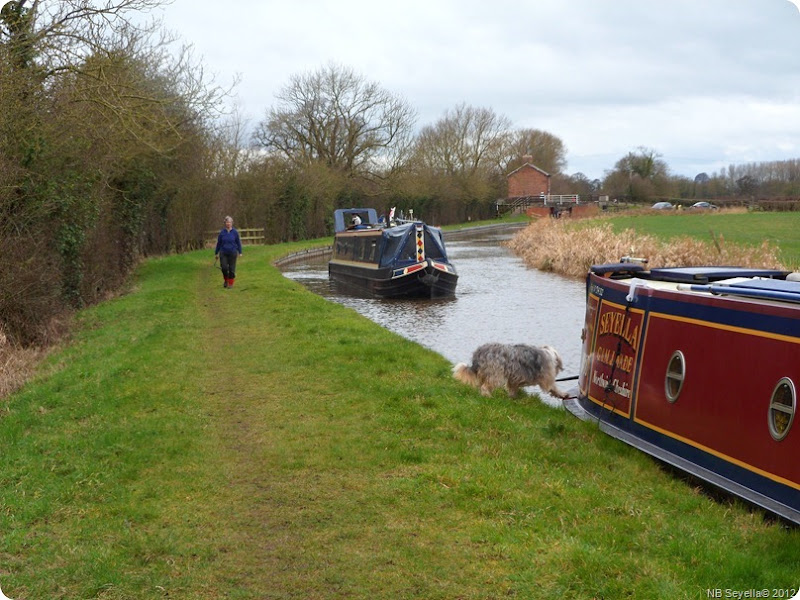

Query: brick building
[{"left": 506, "top": 158, "right": 551, "bottom": 198}]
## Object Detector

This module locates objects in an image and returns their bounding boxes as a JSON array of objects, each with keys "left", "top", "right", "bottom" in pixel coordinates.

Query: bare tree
[
  {"left": 1, "top": 0, "right": 230, "bottom": 145},
  {"left": 603, "top": 147, "right": 671, "bottom": 201},
  {"left": 252, "top": 63, "right": 417, "bottom": 177},
  {"left": 207, "top": 103, "right": 251, "bottom": 179},
  {"left": 553, "top": 171, "right": 600, "bottom": 197},
  {"left": 504, "top": 128, "right": 567, "bottom": 175},
  {"left": 1, "top": 0, "right": 167, "bottom": 75},
  {"left": 412, "top": 103, "right": 511, "bottom": 177},
  {"left": 402, "top": 103, "right": 512, "bottom": 220}
]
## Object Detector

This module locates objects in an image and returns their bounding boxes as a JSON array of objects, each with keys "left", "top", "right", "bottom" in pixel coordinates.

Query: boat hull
[
  {"left": 572, "top": 266, "right": 800, "bottom": 523},
  {"left": 328, "top": 259, "right": 458, "bottom": 299}
]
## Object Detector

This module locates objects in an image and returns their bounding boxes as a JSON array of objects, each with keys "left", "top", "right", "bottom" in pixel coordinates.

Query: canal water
[{"left": 280, "top": 224, "right": 586, "bottom": 406}]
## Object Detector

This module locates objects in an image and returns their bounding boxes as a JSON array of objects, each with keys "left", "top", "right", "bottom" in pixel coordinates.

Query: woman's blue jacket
[{"left": 215, "top": 228, "right": 243, "bottom": 255}]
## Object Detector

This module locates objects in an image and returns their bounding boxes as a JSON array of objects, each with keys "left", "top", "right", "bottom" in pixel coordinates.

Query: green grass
[
  {"left": 445, "top": 213, "right": 532, "bottom": 230},
  {"left": 1, "top": 235, "right": 799, "bottom": 598},
  {"left": 604, "top": 210, "right": 800, "bottom": 268}
]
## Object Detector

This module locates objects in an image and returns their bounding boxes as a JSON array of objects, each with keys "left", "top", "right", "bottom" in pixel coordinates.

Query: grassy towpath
[{"left": 1, "top": 240, "right": 799, "bottom": 598}]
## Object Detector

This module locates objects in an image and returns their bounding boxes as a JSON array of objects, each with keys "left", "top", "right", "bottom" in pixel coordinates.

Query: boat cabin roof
[
  {"left": 648, "top": 266, "right": 789, "bottom": 284},
  {"left": 591, "top": 263, "right": 800, "bottom": 304},
  {"left": 333, "top": 208, "right": 379, "bottom": 233},
  {"left": 590, "top": 264, "right": 788, "bottom": 283}
]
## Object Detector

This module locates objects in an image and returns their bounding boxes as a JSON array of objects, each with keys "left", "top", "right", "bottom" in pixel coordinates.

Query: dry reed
[
  {"left": 507, "top": 218, "right": 785, "bottom": 279},
  {"left": 0, "top": 344, "right": 49, "bottom": 399},
  {"left": 0, "top": 312, "right": 70, "bottom": 399}
]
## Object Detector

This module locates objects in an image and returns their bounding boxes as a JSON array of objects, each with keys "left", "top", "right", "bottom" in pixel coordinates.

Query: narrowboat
[
  {"left": 566, "top": 259, "right": 800, "bottom": 524},
  {"left": 328, "top": 208, "right": 458, "bottom": 299}
]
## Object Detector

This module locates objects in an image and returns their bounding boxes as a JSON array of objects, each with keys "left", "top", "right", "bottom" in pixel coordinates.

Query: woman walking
[{"left": 214, "top": 216, "right": 243, "bottom": 288}]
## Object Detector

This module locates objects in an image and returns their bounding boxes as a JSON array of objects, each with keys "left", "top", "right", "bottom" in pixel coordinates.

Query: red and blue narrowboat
[
  {"left": 328, "top": 208, "right": 458, "bottom": 299},
  {"left": 566, "top": 260, "right": 800, "bottom": 524}
]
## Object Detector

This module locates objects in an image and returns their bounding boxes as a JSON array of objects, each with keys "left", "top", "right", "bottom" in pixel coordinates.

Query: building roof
[{"left": 506, "top": 162, "right": 551, "bottom": 178}]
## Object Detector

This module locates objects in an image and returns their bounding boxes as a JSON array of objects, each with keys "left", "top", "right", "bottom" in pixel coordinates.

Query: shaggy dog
[{"left": 452, "top": 343, "right": 567, "bottom": 398}]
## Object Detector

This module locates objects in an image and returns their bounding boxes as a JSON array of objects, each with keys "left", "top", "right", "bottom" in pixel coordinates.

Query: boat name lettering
[
  {"left": 598, "top": 310, "right": 639, "bottom": 351},
  {"left": 590, "top": 283, "right": 604, "bottom": 297},
  {"left": 591, "top": 370, "right": 631, "bottom": 399},
  {"left": 594, "top": 345, "right": 635, "bottom": 373}
]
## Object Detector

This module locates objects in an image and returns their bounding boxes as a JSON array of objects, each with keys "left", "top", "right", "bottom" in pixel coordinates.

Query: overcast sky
[{"left": 154, "top": 0, "right": 800, "bottom": 181}]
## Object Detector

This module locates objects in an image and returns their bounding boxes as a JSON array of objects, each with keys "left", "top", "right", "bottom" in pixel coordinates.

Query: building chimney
[{"left": 522, "top": 154, "right": 533, "bottom": 164}]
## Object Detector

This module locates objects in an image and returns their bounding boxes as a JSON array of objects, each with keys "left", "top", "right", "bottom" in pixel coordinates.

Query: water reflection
[{"left": 281, "top": 225, "right": 586, "bottom": 405}]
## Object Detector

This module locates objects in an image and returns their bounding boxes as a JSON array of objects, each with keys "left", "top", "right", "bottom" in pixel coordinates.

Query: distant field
[{"left": 604, "top": 210, "right": 800, "bottom": 268}]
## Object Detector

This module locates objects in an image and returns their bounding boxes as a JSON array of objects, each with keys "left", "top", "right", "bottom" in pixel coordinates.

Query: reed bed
[{"left": 507, "top": 218, "right": 785, "bottom": 279}]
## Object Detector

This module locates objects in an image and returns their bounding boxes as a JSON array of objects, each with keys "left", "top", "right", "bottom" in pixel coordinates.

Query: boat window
[
  {"left": 665, "top": 351, "right": 685, "bottom": 403},
  {"left": 768, "top": 378, "right": 796, "bottom": 442},
  {"left": 363, "top": 239, "right": 379, "bottom": 263},
  {"left": 334, "top": 238, "right": 354, "bottom": 260},
  {"left": 380, "top": 233, "right": 405, "bottom": 266},
  {"left": 424, "top": 230, "right": 445, "bottom": 259},
  {"left": 400, "top": 234, "right": 418, "bottom": 262}
]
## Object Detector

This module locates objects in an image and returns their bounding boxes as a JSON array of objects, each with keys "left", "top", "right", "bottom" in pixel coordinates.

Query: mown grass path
[{"left": 2, "top": 242, "right": 799, "bottom": 599}]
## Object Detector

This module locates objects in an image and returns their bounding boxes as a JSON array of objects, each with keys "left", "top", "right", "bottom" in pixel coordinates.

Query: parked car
[
  {"left": 651, "top": 201, "right": 674, "bottom": 210},
  {"left": 689, "top": 201, "right": 718, "bottom": 210}
]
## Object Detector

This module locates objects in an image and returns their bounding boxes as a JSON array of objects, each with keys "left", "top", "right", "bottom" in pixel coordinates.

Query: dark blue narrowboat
[
  {"left": 567, "top": 260, "right": 800, "bottom": 524},
  {"left": 328, "top": 208, "right": 458, "bottom": 299}
]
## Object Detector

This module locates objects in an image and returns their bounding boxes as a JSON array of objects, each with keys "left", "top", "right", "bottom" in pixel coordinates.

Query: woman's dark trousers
[{"left": 220, "top": 252, "right": 238, "bottom": 284}]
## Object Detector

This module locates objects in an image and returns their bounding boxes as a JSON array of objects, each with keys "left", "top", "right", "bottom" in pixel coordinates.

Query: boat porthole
[
  {"left": 664, "top": 351, "right": 685, "bottom": 403},
  {"left": 768, "top": 378, "right": 796, "bottom": 442}
]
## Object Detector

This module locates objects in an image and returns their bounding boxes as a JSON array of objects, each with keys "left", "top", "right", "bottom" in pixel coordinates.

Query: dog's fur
[{"left": 452, "top": 343, "right": 567, "bottom": 398}]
